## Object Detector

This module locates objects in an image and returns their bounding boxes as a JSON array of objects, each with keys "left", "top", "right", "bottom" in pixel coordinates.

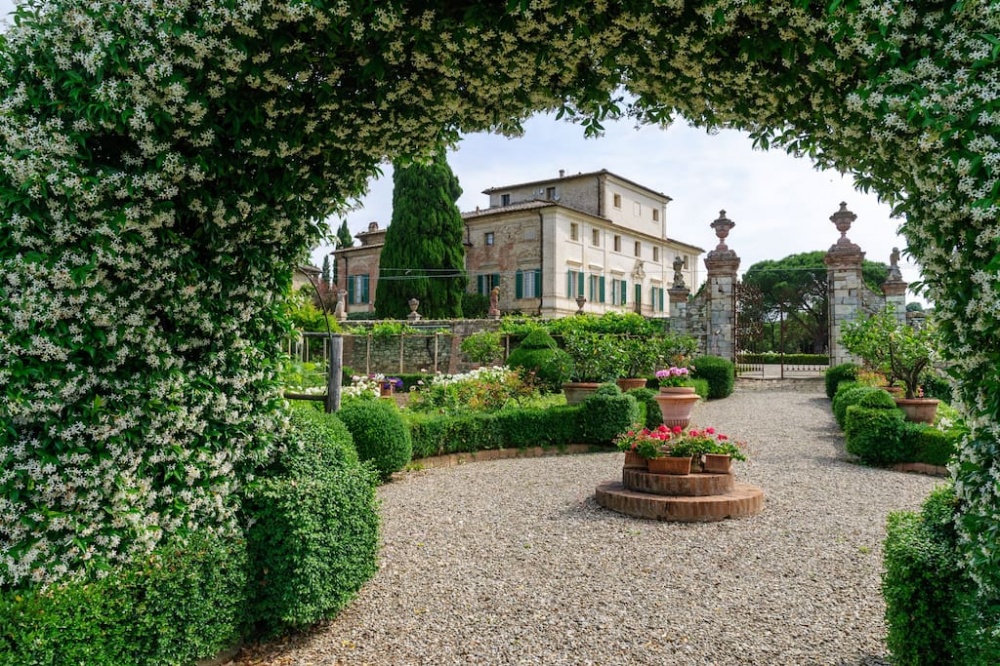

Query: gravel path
[{"left": 233, "top": 382, "right": 942, "bottom": 666}]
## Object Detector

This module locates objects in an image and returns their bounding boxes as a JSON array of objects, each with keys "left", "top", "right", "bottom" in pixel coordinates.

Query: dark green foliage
[
  {"left": 628, "top": 387, "right": 663, "bottom": 429},
  {"left": 545, "top": 312, "right": 661, "bottom": 336},
  {"left": 857, "top": 388, "right": 899, "bottom": 409},
  {"left": 406, "top": 406, "right": 579, "bottom": 457},
  {"left": 462, "top": 292, "right": 491, "bottom": 319},
  {"left": 506, "top": 329, "right": 573, "bottom": 391},
  {"left": 335, "top": 220, "right": 355, "bottom": 249},
  {"left": 690, "top": 355, "right": 734, "bottom": 399},
  {"left": 375, "top": 149, "right": 468, "bottom": 319},
  {"left": 243, "top": 409, "right": 379, "bottom": 634},
  {"left": 901, "top": 422, "right": 959, "bottom": 467},
  {"left": 844, "top": 405, "right": 907, "bottom": 464},
  {"left": 832, "top": 384, "right": 880, "bottom": 429},
  {"left": 0, "top": 533, "right": 248, "bottom": 666},
  {"left": 578, "top": 388, "right": 640, "bottom": 444},
  {"left": 825, "top": 363, "right": 861, "bottom": 399},
  {"left": 922, "top": 370, "right": 952, "bottom": 402},
  {"left": 743, "top": 252, "right": 888, "bottom": 354},
  {"left": 740, "top": 352, "right": 829, "bottom": 365},
  {"left": 337, "top": 398, "right": 413, "bottom": 479},
  {"left": 883, "top": 486, "right": 968, "bottom": 666}
]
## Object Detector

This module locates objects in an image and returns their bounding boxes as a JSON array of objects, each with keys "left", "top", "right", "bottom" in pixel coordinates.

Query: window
[
  {"left": 592, "top": 229, "right": 600, "bottom": 246},
  {"left": 613, "top": 235, "right": 621, "bottom": 252},
  {"left": 652, "top": 208, "right": 660, "bottom": 222},
  {"left": 570, "top": 223, "right": 579, "bottom": 241},
  {"left": 588, "top": 274, "right": 606, "bottom": 303},
  {"left": 651, "top": 286, "right": 666, "bottom": 312},
  {"left": 500, "top": 193, "right": 511, "bottom": 206},
  {"left": 611, "top": 278, "right": 628, "bottom": 306},
  {"left": 653, "top": 246, "right": 660, "bottom": 262},
  {"left": 476, "top": 273, "right": 501, "bottom": 295},
  {"left": 634, "top": 202, "right": 641, "bottom": 216},
  {"left": 485, "top": 232, "right": 494, "bottom": 246},
  {"left": 634, "top": 283, "right": 642, "bottom": 308},
  {"left": 515, "top": 269, "right": 542, "bottom": 299},
  {"left": 546, "top": 186, "right": 556, "bottom": 199},
  {"left": 613, "top": 193, "right": 622, "bottom": 209},
  {"left": 347, "top": 274, "right": 370, "bottom": 304},
  {"left": 634, "top": 241, "right": 641, "bottom": 257},
  {"left": 566, "top": 269, "right": 585, "bottom": 298}
]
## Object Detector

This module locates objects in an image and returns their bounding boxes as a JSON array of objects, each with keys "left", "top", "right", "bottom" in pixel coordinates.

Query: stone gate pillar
[
  {"left": 703, "top": 211, "right": 740, "bottom": 362},
  {"left": 668, "top": 255, "right": 690, "bottom": 335},
  {"left": 824, "top": 203, "right": 866, "bottom": 366},
  {"left": 881, "top": 247, "right": 907, "bottom": 324}
]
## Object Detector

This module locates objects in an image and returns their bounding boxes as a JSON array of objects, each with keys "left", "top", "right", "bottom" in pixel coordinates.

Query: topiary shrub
[
  {"left": 506, "top": 328, "right": 573, "bottom": 392},
  {"left": 337, "top": 397, "right": 413, "bottom": 480},
  {"left": 690, "top": 355, "right": 734, "bottom": 399},
  {"left": 627, "top": 387, "right": 663, "bottom": 430},
  {"left": 578, "top": 384, "right": 640, "bottom": 445},
  {"left": 844, "top": 405, "right": 907, "bottom": 464},
  {"left": 901, "top": 421, "right": 959, "bottom": 467},
  {"left": 831, "top": 384, "right": 879, "bottom": 430},
  {"left": 883, "top": 485, "right": 966, "bottom": 666},
  {"left": 0, "top": 532, "right": 249, "bottom": 666},
  {"left": 856, "top": 387, "right": 899, "bottom": 410},
  {"left": 825, "top": 362, "right": 861, "bottom": 399},
  {"left": 244, "top": 408, "right": 379, "bottom": 635}
]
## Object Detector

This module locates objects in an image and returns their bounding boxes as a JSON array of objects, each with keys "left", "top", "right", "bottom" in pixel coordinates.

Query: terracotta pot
[
  {"left": 616, "top": 378, "right": 648, "bottom": 392},
  {"left": 648, "top": 456, "right": 692, "bottom": 475},
  {"left": 562, "top": 382, "right": 602, "bottom": 405},
  {"left": 623, "top": 450, "right": 647, "bottom": 469},
  {"left": 894, "top": 397, "right": 940, "bottom": 423},
  {"left": 703, "top": 453, "right": 732, "bottom": 474},
  {"left": 659, "top": 385, "right": 697, "bottom": 395},
  {"left": 653, "top": 392, "right": 700, "bottom": 429},
  {"left": 379, "top": 383, "right": 394, "bottom": 397}
]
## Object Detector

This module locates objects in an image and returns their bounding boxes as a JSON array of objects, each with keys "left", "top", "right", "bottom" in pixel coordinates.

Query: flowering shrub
[
  {"left": 615, "top": 425, "right": 746, "bottom": 460},
  {"left": 655, "top": 366, "right": 690, "bottom": 387},
  {"left": 0, "top": 0, "right": 995, "bottom": 636},
  {"left": 406, "top": 367, "right": 538, "bottom": 414}
]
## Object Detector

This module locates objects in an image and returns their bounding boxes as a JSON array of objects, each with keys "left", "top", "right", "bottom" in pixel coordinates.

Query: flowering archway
[{"left": 1, "top": 0, "right": 996, "bottom": 621}]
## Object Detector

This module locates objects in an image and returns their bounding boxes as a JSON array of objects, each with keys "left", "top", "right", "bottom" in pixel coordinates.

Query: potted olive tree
[{"left": 561, "top": 331, "right": 622, "bottom": 405}]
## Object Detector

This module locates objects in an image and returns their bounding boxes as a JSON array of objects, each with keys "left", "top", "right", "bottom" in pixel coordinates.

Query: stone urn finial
[
  {"left": 830, "top": 202, "right": 857, "bottom": 241},
  {"left": 710, "top": 210, "right": 735, "bottom": 250},
  {"left": 407, "top": 297, "right": 422, "bottom": 321},
  {"left": 575, "top": 294, "right": 587, "bottom": 315}
]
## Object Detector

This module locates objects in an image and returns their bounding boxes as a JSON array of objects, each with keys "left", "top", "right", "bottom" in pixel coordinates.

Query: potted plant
[
  {"left": 652, "top": 365, "right": 699, "bottom": 428},
  {"left": 669, "top": 426, "right": 747, "bottom": 473},
  {"left": 561, "top": 331, "right": 623, "bottom": 405},
  {"left": 616, "top": 337, "right": 658, "bottom": 391},
  {"left": 841, "top": 308, "right": 940, "bottom": 422}
]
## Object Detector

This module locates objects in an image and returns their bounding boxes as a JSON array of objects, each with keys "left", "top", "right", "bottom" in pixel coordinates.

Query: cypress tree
[
  {"left": 375, "top": 150, "right": 468, "bottom": 319},
  {"left": 335, "top": 220, "right": 355, "bottom": 248},
  {"left": 321, "top": 255, "right": 332, "bottom": 287}
]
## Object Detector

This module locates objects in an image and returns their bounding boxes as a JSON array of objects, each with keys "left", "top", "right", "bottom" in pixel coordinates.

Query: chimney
[{"left": 559, "top": 169, "right": 565, "bottom": 178}]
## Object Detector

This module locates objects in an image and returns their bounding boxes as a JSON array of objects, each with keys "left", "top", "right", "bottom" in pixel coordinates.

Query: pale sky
[{"left": 0, "top": 0, "right": 926, "bottom": 302}]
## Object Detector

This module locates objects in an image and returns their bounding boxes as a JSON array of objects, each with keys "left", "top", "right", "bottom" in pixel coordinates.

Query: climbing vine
[{"left": 0, "top": 1, "right": 996, "bottom": 635}]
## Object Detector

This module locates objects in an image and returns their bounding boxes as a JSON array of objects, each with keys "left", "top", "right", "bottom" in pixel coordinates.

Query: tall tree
[
  {"left": 321, "top": 255, "right": 332, "bottom": 288},
  {"left": 375, "top": 150, "right": 468, "bottom": 319},
  {"left": 335, "top": 220, "right": 355, "bottom": 249},
  {"left": 743, "top": 251, "right": 888, "bottom": 353}
]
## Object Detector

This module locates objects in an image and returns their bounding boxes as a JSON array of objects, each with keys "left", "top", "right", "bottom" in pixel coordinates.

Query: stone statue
[
  {"left": 672, "top": 255, "right": 686, "bottom": 288},
  {"left": 488, "top": 285, "right": 501, "bottom": 318},
  {"left": 890, "top": 247, "right": 900, "bottom": 268},
  {"left": 335, "top": 289, "right": 347, "bottom": 321}
]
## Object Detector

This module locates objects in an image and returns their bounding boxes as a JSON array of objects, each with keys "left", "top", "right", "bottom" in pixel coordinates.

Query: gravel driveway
[{"left": 233, "top": 381, "right": 942, "bottom": 666}]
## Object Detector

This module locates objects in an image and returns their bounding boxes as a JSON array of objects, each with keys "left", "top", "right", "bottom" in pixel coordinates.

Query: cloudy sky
[{"left": 0, "top": 1, "right": 926, "bottom": 301}]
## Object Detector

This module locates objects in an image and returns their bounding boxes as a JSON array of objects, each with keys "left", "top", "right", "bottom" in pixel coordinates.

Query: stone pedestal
[
  {"left": 703, "top": 211, "right": 740, "bottom": 362},
  {"left": 824, "top": 203, "right": 865, "bottom": 366}
]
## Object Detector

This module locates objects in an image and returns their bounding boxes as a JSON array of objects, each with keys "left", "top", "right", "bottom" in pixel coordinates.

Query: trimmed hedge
[
  {"left": 337, "top": 397, "right": 413, "bottom": 479},
  {"left": 505, "top": 328, "right": 573, "bottom": 392},
  {"left": 831, "top": 383, "right": 877, "bottom": 429},
  {"left": 0, "top": 533, "right": 249, "bottom": 666},
  {"left": 844, "top": 405, "right": 907, "bottom": 464},
  {"left": 628, "top": 387, "right": 662, "bottom": 430},
  {"left": 901, "top": 421, "right": 959, "bottom": 467},
  {"left": 407, "top": 406, "right": 580, "bottom": 458},
  {"left": 690, "top": 355, "right": 734, "bottom": 399},
  {"left": 578, "top": 384, "right": 640, "bottom": 444},
  {"left": 825, "top": 362, "right": 861, "bottom": 399},
  {"left": 244, "top": 408, "right": 379, "bottom": 635}
]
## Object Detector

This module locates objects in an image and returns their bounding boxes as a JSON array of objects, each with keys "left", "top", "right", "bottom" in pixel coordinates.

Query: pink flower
[
  {"left": 672, "top": 425, "right": 683, "bottom": 434},
  {"left": 705, "top": 427, "right": 715, "bottom": 434}
]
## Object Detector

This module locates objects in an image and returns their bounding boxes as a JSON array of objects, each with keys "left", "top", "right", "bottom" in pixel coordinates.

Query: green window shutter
[
  {"left": 621, "top": 280, "right": 627, "bottom": 305},
  {"left": 659, "top": 288, "right": 665, "bottom": 311},
  {"left": 577, "top": 270, "right": 584, "bottom": 297},
  {"left": 534, "top": 269, "right": 542, "bottom": 297},
  {"left": 635, "top": 284, "right": 641, "bottom": 307},
  {"left": 599, "top": 277, "right": 606, "bottom": 303},
  {"left": 362, "top": 275, "right": 370, "bottom": 303},
  {"left": 515, "top": 270, "right": 524, "bottom": 299},
  {"left": 492, "top": 273, "right": 500, "bottom": 291},
  {"left": 348, "top": 276, "right": 356, "bottom": 303},
  {"left": 477, "top": 274, "right": 485, "bottom": 295},
  {"left": 567, "top": 270, "right": 573, "bottom": 297}
]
